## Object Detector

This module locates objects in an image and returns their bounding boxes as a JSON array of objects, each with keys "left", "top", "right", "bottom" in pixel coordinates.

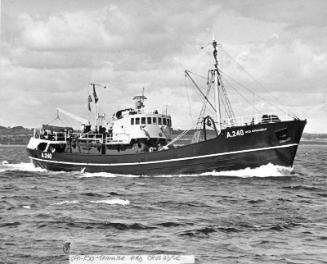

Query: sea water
[{"left": 0, "top": 144, "right": 326, "bottom": 264}]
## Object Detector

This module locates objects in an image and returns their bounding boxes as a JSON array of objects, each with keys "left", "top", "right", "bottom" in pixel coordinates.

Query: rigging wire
[
  {"left": 186, "top": 70, "right": 208, "bottom": 80},
  {"left": 222, "top": 77, "right": 262, "bottom": 113},
  {"left": 188, "top": 51, "right": 287, "bottom": 117},
  {"left": 196, "top": 79, "right": 212, "bottom": 128},
  {"left": 162, "top": 76, "right": 199, "bottom": 148},
  {"left": 184, "top": 76, "right": 196, "bottom": 127},
  {"left": 218, "top": 78, "right": 235, "bottom": 120},
  {"left": 46, "top": 111, "right": 69, "bottom": 127},
  {"left": 46, "top": 112, "right": 60, "bottom": 126},
  {"left": 220, "top": 48, "right": 297, "bottom": 117},
  {"left": 219, "top": 69, "right": 293, "bottom": 116},
  {"left": 161, "top": 129, "right": 191, "bottom": 150}
]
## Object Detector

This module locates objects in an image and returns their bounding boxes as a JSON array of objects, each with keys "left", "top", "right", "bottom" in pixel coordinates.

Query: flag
[
  {"left": 92, "top": 84, "right": 99, "bottom": 103},
  {"left": 88, "top": 95, "right": 92, "bottom": 111}
]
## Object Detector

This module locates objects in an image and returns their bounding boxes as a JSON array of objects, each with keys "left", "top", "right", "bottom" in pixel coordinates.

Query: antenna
[{"left": 133, "top": 88, "right": 147, "bottom": 110}]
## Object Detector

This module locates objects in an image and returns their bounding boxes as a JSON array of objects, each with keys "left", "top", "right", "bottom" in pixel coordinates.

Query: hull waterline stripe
[{"left": 29, "top": 143, "right": 298, "bottom": 167}]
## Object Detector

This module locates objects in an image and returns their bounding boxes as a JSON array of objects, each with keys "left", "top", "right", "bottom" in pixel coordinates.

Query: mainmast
[
  {"left": 185, "top": 39, "right": 235, "bottom": 131},
  {"left": 211, "top": 40, "right": 235, "bottom": 129},
  {"left": 212, "top": 39, "right": 222, "bottom": 129}
]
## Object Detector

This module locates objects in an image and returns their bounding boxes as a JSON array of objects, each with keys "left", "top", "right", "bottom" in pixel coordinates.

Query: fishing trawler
[{"left": 26, "top": 40, "right": 306, "bottom": 175}]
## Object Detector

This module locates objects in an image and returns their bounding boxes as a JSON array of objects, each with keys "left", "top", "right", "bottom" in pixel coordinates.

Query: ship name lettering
[
  {"left": 227, "top": 129, "right": 244, "bottom": 138},
  {"left": 252, "top": 128, "right": 267, "bottom": 132}
]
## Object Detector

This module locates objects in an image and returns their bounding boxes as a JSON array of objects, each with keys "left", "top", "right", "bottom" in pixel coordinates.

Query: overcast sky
[{"left": 1, "top": 0, "right": 326, "bottom": 132}]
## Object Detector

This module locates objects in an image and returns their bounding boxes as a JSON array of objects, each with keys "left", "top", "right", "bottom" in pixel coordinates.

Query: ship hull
[{"left": 27, "top": 120, "right": 306, "bottom": 175}]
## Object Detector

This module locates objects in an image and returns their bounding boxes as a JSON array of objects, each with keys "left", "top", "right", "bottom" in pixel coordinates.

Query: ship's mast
[{"left": 212, "top": 39, "right": 222, "bottom": 129}]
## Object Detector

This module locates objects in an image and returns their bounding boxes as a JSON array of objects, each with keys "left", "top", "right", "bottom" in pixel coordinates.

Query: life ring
[
  {"left": 50, "top": 146, "right": 56, "bottom": 153},
  {"left": 149, "top": 147, "right": 154, "bottom": 152}
]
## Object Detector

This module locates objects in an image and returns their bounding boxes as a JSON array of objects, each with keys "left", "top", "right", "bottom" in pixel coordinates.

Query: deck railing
[{"left": 219, "top": 112, "right": 299, "bottom": 129}]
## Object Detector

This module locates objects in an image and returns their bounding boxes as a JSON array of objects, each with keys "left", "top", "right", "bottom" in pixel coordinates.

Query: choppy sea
[{"left": 0, "top": 144, "right": 326, "bottom": 264}]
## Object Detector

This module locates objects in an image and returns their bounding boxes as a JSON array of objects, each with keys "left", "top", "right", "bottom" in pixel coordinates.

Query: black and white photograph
[{"left": 0, "top": 0, "right": 326, "bottom": 263}]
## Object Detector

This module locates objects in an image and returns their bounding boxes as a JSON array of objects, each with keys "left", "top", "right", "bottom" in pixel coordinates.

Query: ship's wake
[
  {"left": 0, "top": 161, "right": 293, "bottom": 178},
  {"left": 0, "top": 161, "right": 46, "bottom": 173},
  {"left": 201, "top": 163, "right": 293, "bottom": 178},
  {"left": 78, "top": 163, "right": 293, "bottom": 178}
]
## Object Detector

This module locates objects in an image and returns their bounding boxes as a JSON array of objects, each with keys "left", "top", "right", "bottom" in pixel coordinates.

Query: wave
[
  {"left": 282, "top": 185, "right": 323, "bottom": 192},
  {"left": 64, "top": 221, "right": 156, "bottom": 230},
  {"left": 158, "top": 221, "right": 193, "bottom": 227},
  {"left": 179, "top": 226, "right": 217, "bottom": 237},
  {"left": 89, "top": 199, "right": 130, "bottom": 205},
  {"left": 52, "top": 198, "right": 130, "bottom": 206},
  {"left": 0, "top": 222, "right": 21, "bottom": 228},
  {"left": 52, "top": 200, "right": 80, "bottom": 205},
  {"left": 179, "top": 221, "right": 301, "bottom": 238}
]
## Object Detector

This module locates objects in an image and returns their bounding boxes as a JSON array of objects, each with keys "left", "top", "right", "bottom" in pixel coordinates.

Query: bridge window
[
  {"left": 37, "top": 143, "right": 47, "bottom": 151},
  {"left": 153, "top": 117, "right": 157, "bottom": 124},
  {"left": 141, "top": 117, "right": 146, "bottom": 124},
  {"left": 167, "top": 119, "right": 171, "bottom": 126},
  {"left": 158, "top": 117, "right": 162, "bottom": 125},
  {"left": 163, "top": 118, "right": 167, "bottom": 125},
  {"left": 147, "top": 117, "right": 152, "bottom": 124},
  {"left": 136, "top": 118, "right": 140, "bottom": 125},
  {"left": 131, "top": 118, "right": 134, "bottom": 125}
]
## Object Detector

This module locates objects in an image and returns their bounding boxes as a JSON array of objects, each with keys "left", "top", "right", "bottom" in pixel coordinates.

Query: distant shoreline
[
  {"left": 0, "top": 144, "right": 26, "bottom": 147},
  {"left": 300, "top": 140, "right": 327, "bottom": 145}
]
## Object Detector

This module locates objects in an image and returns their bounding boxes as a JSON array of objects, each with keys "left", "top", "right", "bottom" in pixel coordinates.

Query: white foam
[
  {"left": 76, "top": 163, "right": 292, "bottom": 178},
  {"left": 78, "top": 172, "right": 139, "bottom": 178},
  {"left": 22, "top": 205, "right": 31, "bottom": 209},
  {"left": 89, "top": 199, "right": 130, "bottom": 205},
  {"left": 0, "top": 161, "right": 291, "bottom": 178},
  {"left": 201, "top": 163, "right": 293, "bottom": 177},
  {"left": 53, "top": 200, "right": 80, "bottom": 205},
  {"left": 0, "top": 161, "right": 46, "bottom": 172},
  {"left": 52, "top": 199, "right": 130, "bottom": 206}
]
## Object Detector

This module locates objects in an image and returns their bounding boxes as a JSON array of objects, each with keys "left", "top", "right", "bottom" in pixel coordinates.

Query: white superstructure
[
  {"left": 28, "top": 92, "right": 173, "bottom": 154},
  {"left": 107, "top": 95, "right": 172, "bottom": 146}
]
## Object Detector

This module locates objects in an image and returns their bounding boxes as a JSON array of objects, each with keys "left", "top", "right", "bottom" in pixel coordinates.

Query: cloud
[
  {"left": 0, "top": 0, "right": 326, "bottom": 132},
  {"left": 221, "top": 0, "right": 327, "bottom": 27},
  {"left": 221, "top": 36, "right": 327, "bottom": 93},
  {"left": 18, "top": 12, "right": 110, "bottom": 51}
]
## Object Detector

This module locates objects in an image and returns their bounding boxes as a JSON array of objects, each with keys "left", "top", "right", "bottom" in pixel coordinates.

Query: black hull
[{"left": 27, "top": 120, "right": 306, "bottom": 175}]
